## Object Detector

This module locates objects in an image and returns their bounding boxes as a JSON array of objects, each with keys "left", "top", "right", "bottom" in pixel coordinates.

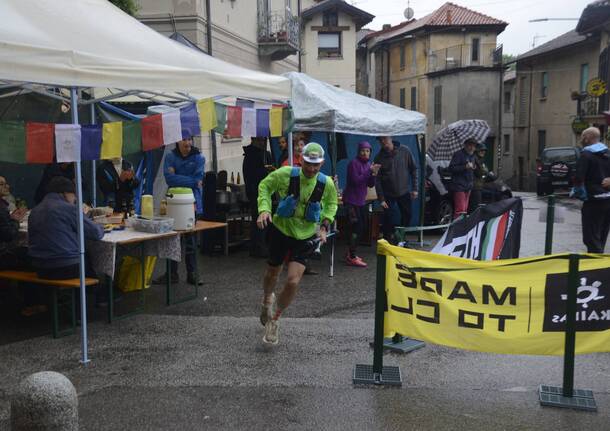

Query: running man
[{"left": 256, "top": 143, "right": 338, "bottom": 345}]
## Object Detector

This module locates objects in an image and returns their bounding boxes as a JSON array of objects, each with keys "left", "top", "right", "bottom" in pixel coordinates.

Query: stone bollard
[{"left": 11, "top": 371, "right": 78, "bottom": 431}]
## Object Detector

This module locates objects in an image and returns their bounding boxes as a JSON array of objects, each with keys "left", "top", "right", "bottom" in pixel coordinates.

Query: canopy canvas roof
[
  {"left": 0, "top": 0, "right": 291, "bottom": 102},
  {"left": 284, "top": 72, "right": 426, "bottom": 136}
]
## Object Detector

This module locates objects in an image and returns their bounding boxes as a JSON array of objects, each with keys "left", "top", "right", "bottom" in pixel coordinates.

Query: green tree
[
  {"left": 502, "top": 54, "right": 517, "bottom": 70},
  {"left": 108, "top": 0, "right": 138, "bottom": 16}
]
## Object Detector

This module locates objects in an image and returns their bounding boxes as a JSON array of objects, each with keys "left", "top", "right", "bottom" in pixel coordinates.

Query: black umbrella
[{"left": 428, "top": 119, "right": 490, "bottom": 161}]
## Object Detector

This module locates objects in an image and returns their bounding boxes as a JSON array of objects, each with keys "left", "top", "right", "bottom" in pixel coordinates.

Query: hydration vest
[{"left": 276, "top": 167, "right": 327, "bottom": 223}]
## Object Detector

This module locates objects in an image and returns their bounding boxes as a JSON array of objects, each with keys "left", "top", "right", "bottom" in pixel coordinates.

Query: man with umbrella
[{"left": 449, "top": 139, "right": 477, "bottom": 219}]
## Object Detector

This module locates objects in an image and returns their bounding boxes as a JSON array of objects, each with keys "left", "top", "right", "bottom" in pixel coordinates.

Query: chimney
[
  {"left": 446, "top": 9, "right": 452, "bottom": 24},
  {"left": 382, "top": 24, "right": 392, "bottom": 30}
]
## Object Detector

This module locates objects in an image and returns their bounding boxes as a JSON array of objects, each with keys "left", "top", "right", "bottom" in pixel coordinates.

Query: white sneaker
[
  {"left": 262, "top": 319, "right": 279, "bottom": 345},
  {"left": 259, "top": 293, "right": 275, "bottom": 326}
]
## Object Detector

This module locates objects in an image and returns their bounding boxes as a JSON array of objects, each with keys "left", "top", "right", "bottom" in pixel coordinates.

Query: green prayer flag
[
  {"left": 282, "top": 107, "right": 295, "bottom": 134},
  {"left": 214, "top": 103, "right": 227, "bottom": 134},
  {"left": 122, "top": 121, "right": 142, "bottom": 155},
  {"left": 0, "top": 121, "right": 26, "bottom": 163}
]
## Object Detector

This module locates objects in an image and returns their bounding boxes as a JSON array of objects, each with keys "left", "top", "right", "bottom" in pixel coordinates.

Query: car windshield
[{"left": 542, "top": 148, "right": 577, "bottom": 163}]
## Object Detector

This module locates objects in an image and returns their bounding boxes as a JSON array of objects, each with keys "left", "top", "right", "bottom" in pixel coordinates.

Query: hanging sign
[{"left": 586, "top": 78, "right": 607, "bottom": 97}]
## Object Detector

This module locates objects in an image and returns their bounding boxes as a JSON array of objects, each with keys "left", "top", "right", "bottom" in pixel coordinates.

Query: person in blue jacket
[{"left": 155, "top": 137, "right": 205, "bottom": 286}]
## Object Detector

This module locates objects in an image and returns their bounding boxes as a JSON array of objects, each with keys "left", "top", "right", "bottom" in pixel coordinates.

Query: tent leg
[
  {"left": 90, "top": 103, "right": 97, "bottom": 207},
  {"left": 71, "top": 87, "right": 90, "bottom": 365}
]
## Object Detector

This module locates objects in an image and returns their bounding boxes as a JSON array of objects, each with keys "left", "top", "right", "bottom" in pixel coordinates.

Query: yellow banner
[
  {"left": 379, "top": 241, "right": 610, "bottom": 355},
  {"left": 197, "top": 98, "right": 217, "bottom": 132},
  {"left": 101, "top": 122, "right": 123, "bottom": 159},
  {"left": 269, "top": 107, "right": 283, "bottom": 137}
]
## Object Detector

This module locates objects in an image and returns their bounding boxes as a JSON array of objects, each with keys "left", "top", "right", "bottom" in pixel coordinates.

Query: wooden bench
[{"left": 0, "top": 270, "right": 98, "bottom": 338}]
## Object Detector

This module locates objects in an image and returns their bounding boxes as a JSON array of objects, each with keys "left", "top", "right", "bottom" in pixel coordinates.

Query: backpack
[{"left": 276, "top": 167, "right": 327, "bottom": 223}]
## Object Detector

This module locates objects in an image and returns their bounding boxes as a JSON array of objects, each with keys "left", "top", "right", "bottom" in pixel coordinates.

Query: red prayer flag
[
  {"left": 141, "top": 114, "right": 164, "bottom": 151},
  {"left": 226, "top": 106, "right": 242, "bottom": 138},
  {"left": 26, "top": 122, "right": 54, "bottom": 164}
]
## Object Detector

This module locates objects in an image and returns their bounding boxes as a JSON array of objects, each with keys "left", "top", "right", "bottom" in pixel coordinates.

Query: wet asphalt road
[{"left": 0, "top": 193, "right": 609, "bottom": 430}]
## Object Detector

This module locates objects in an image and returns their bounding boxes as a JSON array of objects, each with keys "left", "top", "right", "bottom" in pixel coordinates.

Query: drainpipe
[
  {"left": 497, "top": 60, "right": 503, "bottom": 175},
  {"left": 297, "top": 0, "right": 302, "bottom": 72},
  {"left": 526, "top": 63, "right": 534, "bottom": 188},
  {"left": 386, "top": 46, "right": 390, "bottom": 103}
]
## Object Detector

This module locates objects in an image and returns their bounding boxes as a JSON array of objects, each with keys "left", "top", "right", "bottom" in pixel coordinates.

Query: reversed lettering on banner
[{"left": 380, "top": 241, "right": 610, "bottom": 355}]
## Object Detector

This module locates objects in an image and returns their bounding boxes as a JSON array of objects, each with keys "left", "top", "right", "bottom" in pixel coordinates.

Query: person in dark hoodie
[
  {"left": 28, "top": 176, "right": 104, "bottom": 279},
  {"left": 96, "top": 157, "right": 140, "bottom": 213},
  {"left": 573, "top": 127, "right": 610, "bottom": 253},
  {"left": 243, "top": 137, "right": 274, "bottom": 257},
  {"left": 449, "top": 139, "right": 477, "bottom": 219},
  {"left": 342, "top": 141, "right": 380, "bottom": 267},
  {"left": 154, "top": 137, "right": 205, "bottom": 285},
  {"left": 34, "top": 163, "right": 78, "bottom": 205},
  {"left": 374, "top": 136, "right": 418, "bottom": 244}
]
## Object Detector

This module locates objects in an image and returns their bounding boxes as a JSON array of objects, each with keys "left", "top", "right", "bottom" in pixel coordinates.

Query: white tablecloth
[{"left": 87, "top": 229, "right": 181, "bottom": 277}]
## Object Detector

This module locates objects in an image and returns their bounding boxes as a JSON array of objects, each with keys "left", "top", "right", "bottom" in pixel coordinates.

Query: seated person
[
  {"left": 97, "top": 157, "right": 139, "bottom": 213},
  {"left": 0, "top": 176, "right": 27, "bottom": 269},
  {"left": 28, "top": 177, "right": 104, "bottom": 280},
  {"left": 34, "top": 162, "right": 77, "bottom": 205}
]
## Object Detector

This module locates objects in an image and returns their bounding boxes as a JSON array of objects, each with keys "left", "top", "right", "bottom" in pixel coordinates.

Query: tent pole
[
  {"left": 418, "top": 134, "right": 426, "bottom": 247},
  {"left": 329, "top": 132, "right": 337, "bottom": 278},
  {"left": 71, "top": 87, "right": 90, "bottom": 365},
  {"left": 288, "top": 132, "right": 293, "bottom": 167},
  {"left": 90, "top": 102, "right": 97, "bottom": 207}
]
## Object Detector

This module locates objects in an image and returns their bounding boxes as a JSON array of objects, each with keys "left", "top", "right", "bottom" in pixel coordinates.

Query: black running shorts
[{"left": 267, "top": 224, "right": 317, "bottom": 267}]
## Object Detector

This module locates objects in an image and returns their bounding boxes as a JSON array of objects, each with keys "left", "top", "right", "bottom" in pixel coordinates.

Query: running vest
[{"left": 276, "top": 167, "right": 327, "bottom": 223}]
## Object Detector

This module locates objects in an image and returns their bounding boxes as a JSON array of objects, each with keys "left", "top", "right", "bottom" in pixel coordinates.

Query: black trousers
[
  {"left": 382, "top": 193, "right": 412, "bottom": 242},
  {"left": 170, "top": 234, "right": 196, "bottom": 275},
  {"left": 469, "top": 189, "right": 482, "bottom": 213},
  {"left": 582, "top": 199, "right": 610, "bottom": 253},
  {"left": 345, "top": 203, "right": 368, "bottom": 256}
]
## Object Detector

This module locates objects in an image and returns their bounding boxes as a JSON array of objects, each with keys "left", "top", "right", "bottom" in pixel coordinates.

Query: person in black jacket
[
  {"left": 374, "top": 137, "right": 418, "bottom": 244},
  {"left": 449, "top": 139, "right": 476, "bottom": 219},
  {"left": 96, "top": 158, "right": 140, "bottom": 213},
  {"left": 574, "top": 127, "right": 610, "bottom": 253},
  {"left": 243, "top": 137, "right": 274, "bottom": 257},
  {"left": 34, "top": 163, "right": 77, "bottom": 204}
]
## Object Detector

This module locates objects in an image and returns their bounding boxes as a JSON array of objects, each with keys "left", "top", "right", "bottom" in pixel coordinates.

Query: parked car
[
  {"left": 536, "top": 146, "right": 580, "bottom": 196},
  {"left": 424, "top": 155, "right": 513, "bottom": 225}
]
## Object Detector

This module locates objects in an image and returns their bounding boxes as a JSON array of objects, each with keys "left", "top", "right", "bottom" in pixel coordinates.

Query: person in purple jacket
[{"left": 342, "top": 141, "right": 380, "bottom": 267}]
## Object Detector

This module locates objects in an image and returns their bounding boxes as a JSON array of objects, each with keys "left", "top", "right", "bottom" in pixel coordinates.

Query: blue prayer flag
[
  {"left": 180, "top": 103, "right": 201, "bottom": 139},
  {"left": 81, "top": 124, "right": 102, "bottom": 160},
  {"left": 256, "top": 109, "right": 270, "bottom": 137}
]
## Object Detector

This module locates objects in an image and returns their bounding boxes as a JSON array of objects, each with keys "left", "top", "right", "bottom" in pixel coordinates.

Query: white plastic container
[{"left": 166, "top": 187, "right": 195, "bottom": 230}]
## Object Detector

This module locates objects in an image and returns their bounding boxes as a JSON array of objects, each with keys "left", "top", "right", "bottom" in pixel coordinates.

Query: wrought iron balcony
[
  {"left": 257, "top": 6, "right": 300, "bottom": 61},
  {"left": 427, "top": 43, "right": 499, "bottom": 73}
]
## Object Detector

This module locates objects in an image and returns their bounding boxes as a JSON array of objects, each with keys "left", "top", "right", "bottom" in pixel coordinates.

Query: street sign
[
  {"left": 571, "top": 118, "right": 588, "bottom": 134},
  {"left": 586, "top": 78, "right": 607, "bottom": 97}
]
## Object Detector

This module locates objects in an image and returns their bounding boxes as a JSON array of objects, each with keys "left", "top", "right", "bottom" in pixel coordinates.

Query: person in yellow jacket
[{"left": 257, "top": 143, "right": 337, "bottom": 345}]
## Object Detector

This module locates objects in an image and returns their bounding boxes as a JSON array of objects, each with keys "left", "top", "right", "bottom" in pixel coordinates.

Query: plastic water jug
[
  {"left": 166, "top": 187, "right": 195, "bottom": 230},
  {"left": 141, "top": 195, "right": 154, "bottom": 219}
]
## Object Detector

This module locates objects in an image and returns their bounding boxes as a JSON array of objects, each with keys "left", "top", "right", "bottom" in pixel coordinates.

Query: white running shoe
[
  {"left": 262, "top": 319, "right": 279, "bottom": 345},
  {"left": 259, "top": 293, "right": 275, "bottom": 326}
]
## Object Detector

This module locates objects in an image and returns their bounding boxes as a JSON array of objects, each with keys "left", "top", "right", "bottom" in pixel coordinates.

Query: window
[
  {"left": 323, "top": 10, "right": 338, "bottom": 27},
  {"left": 504, "top": 91, "right": 511, "bottom": 113},
  {"left": 434, "top": 86, "right": 442, "bottom": 125},
  {"left": 471, "top": 38, "right": 480, "bottom": 63},
  {"left": 503, "top": 134, "right": 510, "bottom": 154},
  {"left": 399, "top": 88, "right": 406, "bottom": 108},
  {"left": 541, "top": 72, "right": 549, "bottom": 98},
  {"left": 410, "top": 86, "right": 417, "bottom": 111},
  {"left": 400, "top": 45, "right": 406, "bottom": 70},
  {"left": 318, "top": 32, "right": 341, "bottom": 58},
  {"left": 580, "top": 63, "right": 589, "bottom": 93},
  {"left": 538, "top": 130, "right": 546, "bottom": 156}
]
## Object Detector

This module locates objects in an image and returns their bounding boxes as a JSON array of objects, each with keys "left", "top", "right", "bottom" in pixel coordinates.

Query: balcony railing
[
  {"left": 581, "top": 95, "right": 600, "bottom": 117},
  {"left": 428, "top": 43, "right": 499, "bottom": 73},
  {"left": 257, "top": 5, "right": 299, "bottom": 61}
]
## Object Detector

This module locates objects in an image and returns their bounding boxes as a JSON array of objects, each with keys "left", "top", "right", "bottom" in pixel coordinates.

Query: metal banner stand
[
  {"left": 538, "top": 254, "right": 597, "bottom": 411},
  {"left": 354, "top": 253, "right": 402, "bottom": 385}
]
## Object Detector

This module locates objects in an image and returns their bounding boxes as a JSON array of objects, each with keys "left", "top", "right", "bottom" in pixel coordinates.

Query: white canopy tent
[
  {"left": 0, "top": 0, "right": 292, "bottom": 364},
  {"left": 284, "top": 72, "right": 426, "bottom": 136}
]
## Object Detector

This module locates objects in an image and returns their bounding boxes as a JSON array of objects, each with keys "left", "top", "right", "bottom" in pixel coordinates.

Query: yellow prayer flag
[
  {"left": 197, "top": 98, "right": 218, "bottom": 132},
  {"left": 269, "top": 107, "right": 283, "bottom": 137},
  {"left": 101, "top": 122, "right": 123, "bottom": 159}
]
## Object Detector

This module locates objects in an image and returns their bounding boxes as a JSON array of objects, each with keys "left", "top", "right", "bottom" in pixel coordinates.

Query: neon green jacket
[{"left": 258, "top": 166, "right": 338, "bottom": 240}]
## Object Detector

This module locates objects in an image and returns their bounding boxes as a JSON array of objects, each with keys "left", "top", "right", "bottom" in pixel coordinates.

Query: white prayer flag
[
  {"left": 241, "top": 108, "right": 257, "bottom": 137},
  {"left": 55, "top": 124, "right": 82, "bottom": 162},
  {"left": 161, "top": 109, "right": 183, "bottom": 146}
]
